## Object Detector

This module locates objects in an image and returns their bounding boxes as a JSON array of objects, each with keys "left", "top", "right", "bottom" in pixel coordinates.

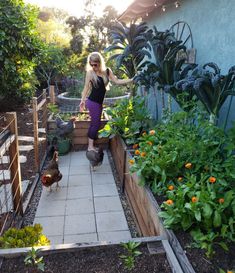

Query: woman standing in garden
[{"left": 79, "top": 52, "right": 133, "bottom": 152}]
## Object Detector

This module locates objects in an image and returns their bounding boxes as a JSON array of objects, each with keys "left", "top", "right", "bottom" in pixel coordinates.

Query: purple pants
[{"left": 86, "top": 99, "right": 102, "bottom": 140}]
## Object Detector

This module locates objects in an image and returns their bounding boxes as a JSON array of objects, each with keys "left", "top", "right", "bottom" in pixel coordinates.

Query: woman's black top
[{"left": 88, "top": 69, "right": 109, "bottom": 105}]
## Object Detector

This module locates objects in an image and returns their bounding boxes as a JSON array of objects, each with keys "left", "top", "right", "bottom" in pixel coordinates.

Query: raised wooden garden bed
[
  {"left": 110, "top": 135, "right": 195, "bottom": 273},
  {"left": 47, "top": 112, "right": 109, "bottom": 149},
  {"left": 0, "top": 237, "right": 173, "bottom": 273}
]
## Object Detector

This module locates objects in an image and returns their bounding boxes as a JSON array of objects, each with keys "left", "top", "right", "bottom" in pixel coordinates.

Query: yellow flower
[
  {"left": 191, "top": 196, "right": 198, "bottom": 203},
  {"left": 149, "top": 130, "right": 155, "bottom": 135},
  {"left": 140, "top": 152, "right": 146, "bottom": 157},
  {"left": 209, "top": 176, "right": 216, "bottom": 183},
  {"left": 219, "top": 198, "right": 224, "bottom": 204},
  {"left": 142, "top": 132, "right": 147, "bottom": 136},
  {"left": 135, "top": 149, "right": 140, "bottom": 155},
  {"left": 168, "top": 185, "right": 174, "bottom": 191},
  {"left": 129, "top": 159, "right": 135, "bottom": 165},
  {"left": 185, "top": 162, "right": 192, "bottom": 169},
  {"left": 177, "top": 177, "right": 183, "bottom": 182},
  {"left": 147, "top": 141, "right": 153, "bottom": 146},
  {"left": 165, "top": 199, "right": 174, "bottom": 205},
  {"left": 133, "top": 144, "right": 138, "bottom": 149}
]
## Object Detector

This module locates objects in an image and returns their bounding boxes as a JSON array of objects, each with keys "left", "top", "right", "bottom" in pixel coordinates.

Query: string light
[
  {"left": 175, "top": 1, "right": 180, "bottom": 8},
  {"left": 162, "top": 5, "right": 166, "bottom": 12},
  {"left": 146, "top": 12, "right": 149, "bottom": 16}
]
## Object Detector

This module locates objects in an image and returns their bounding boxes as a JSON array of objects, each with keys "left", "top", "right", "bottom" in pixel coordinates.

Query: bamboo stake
[
  {"left": 5, "top": 112, "right": 23, "bottom": 215},
  {"left": 32, "top": 97, "right": 39, "bottom": 172}
]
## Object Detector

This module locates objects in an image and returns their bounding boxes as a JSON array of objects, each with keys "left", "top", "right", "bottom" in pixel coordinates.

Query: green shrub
[{"left": 0, "top": 224, "right": 50, "bottom": 248}]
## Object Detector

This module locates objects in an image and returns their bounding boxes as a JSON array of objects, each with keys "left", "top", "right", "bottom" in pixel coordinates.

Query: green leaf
[{"left": 213, "top": 211, "right": 221, "bottom": 227}]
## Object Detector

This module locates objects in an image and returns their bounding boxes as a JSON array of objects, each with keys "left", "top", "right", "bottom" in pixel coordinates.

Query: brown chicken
[{"left": 41, "top": 151, "right": 62, "bottom": 190}]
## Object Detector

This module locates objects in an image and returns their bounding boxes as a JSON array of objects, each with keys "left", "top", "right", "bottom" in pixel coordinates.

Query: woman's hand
[{"left": 79, "top": 100, "right": 85, "bottom": 112}]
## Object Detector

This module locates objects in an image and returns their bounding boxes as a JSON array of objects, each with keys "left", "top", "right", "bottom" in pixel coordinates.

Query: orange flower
[
  {"left": 168, "top": 185, "right": 174, "bottom": 191},
  {"left": 149, "top": 130, "right": 155, "bottom": 135},
  {"left": 133, "top": 143, "right": 138, "bottom": 149},
  {"left": 227, "top": 271, "right": 233, "bottom": 273},
  {"left": 209, "top": 176, "right": 216, "bottom": 183},
  {"left": 165, "top": 199, "right": 174, "bottom": 205},
  {"left": 135, "top": 149, "right": 140, "bottom": 155},
  {"left": 129, "top": 159, "right": 135, "bottom": 165},
  {"left": 140, "top": 152, "right": 146, "bottom": 157},
  {"left": 142, "top": 131, "right": 147, "bottom": 136},
  {"left": 177, "top": 177, "right": 183, "bottom": 182},
  {"left": 185, "top": 162, "right": 192, "bottom": 169},
  {"left": 147, "top": 141, "right": 153, "bottom": 146},
  {"left": 191, "top": 196, "right": 198, "bottom": 203},
  {"left": 219, "top": 198, "right": 224, "bottom": 204}
]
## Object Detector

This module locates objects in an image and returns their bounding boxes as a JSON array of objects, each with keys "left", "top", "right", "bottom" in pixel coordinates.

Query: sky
[{"left": 24, "top": 0, "right": 134, "bottom": 17}]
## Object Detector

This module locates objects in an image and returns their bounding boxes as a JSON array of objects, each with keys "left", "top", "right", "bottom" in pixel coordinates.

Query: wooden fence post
[
  {"left": 5, "top": 112, "right": 23, "bottom": 216},
  {"left": 32, "top": 97, "right": 39, "bottom": 172},
  {"left": 49, "top": 85, "right": 55, "bottom": 104}
]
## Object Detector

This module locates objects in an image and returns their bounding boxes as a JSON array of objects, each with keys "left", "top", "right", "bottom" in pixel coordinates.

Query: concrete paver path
[{"left": 34, "top": 150, "right": 131, "bottom": 244}]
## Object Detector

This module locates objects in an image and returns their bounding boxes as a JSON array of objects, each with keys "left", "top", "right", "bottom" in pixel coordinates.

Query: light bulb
[
  {"left": 175, "top": 1, "right": 180, "bottom": 8},
  {"left": 162, "top": 5, "right": 166, "bottom": 12},
  {"left": 146, "top": 12, "right": 149, "bottom": 16},
  {"left": 154, "top": 1, "right": 158, "bottom": 6}
]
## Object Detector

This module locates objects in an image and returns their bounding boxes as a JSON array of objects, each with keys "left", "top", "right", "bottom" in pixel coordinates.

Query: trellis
[{"left": 0, "top": 113, "right": 23, "bottom": 235}]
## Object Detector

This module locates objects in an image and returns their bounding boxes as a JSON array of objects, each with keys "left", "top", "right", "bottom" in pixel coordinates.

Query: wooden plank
[
  {"left": 162, "top": 240, "right": 184, "bottom": 273},
  {"left": 49, "top": 85, "right": 55, "bottom": 104},
  {"left": 0, "top": 135, "right": 15, "bottom": 157},
  {"left": 32, "top": 97, "right": 39, "bottom": 172},
  {"left": 5, "top": 113, "right": 23, "bottom": 215},
  {"left": 36, "top": 98, "right": 46, "bottom": 111}
]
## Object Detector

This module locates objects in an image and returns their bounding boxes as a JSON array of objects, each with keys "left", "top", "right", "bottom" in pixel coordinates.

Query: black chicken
[
  {"left": 86, "top": 147, "right": 104, "bottom": 171},
  {"left": 46, "top": 136, "right": 58, "bottom": 160},
  {"left": 55, "top": 116, "right": 76, "bottom": 138}
]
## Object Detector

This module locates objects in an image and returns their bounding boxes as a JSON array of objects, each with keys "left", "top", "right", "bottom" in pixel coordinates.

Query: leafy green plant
[
  {"left": 24, "top": 247, "right": 45, "bottom": 272},
  {"left": 174, "top": 63, "right": 235, "bottom": 122},
  {"left": 99, "top": 96, "right": 152, "bottom": 145},
  {"left": 120, "top": 241, "right": 142, "bottom": 270},
  {"left": 106, "top": 21, "right": 151, "bottom": 95},
  {"left": 0, "top": 224, "right": 50, "bottom": 248},
  {"left": 47, "top": 103, "right": 59, "bottom": 116}
]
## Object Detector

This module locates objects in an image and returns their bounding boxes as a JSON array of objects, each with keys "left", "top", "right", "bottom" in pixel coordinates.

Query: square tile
[
  {"left": 64, "top": 214, "right": 96, "bottom": 235},
  {"left": 91, "top": 173, "right": 115, "bottom": 185},
  {"left": 58, "top": 154, "right": 71, "bottom": 166},
  {"left": 35, "top": 200, "right": 66, "bottom": 217},
  {"left": 59, "top": 166, "right": 70, "bottom": 175},
  {"left": 93, "top": 184, "right": 118, "bottom": 197},
  {"left": 64, "top": 233, "right": 98, "bottom": 244},
  {"left": 70, "top": 165, "right": 90, "bottom": 175},
  {"left": 94, "top": 164, "right": 112, "bottom": 174},
  {"left": 48, "top": 235, "right": 63, "bottom": 245},
  {"left": 34, "top": 216, "right": 64, "bottom": 236},
  {"left": 68, "top": 174, "right": 91, "bottom": 187},
  {"left": 65, "top": 198, "right": 94, "bottom": 215},
  {"left": 40, "top": 187, "right": 67, "bottom": 201},
  {"left": 67, "top": 185, "right": 92, "bottom": 199},
  {"left": 96, "top": 211, "right": 129, "bottom": 232},
  {"left": 94, "top": 196, "right": 123, "bottom": 212},
  {"left": 98, "top": 230, "right": 131, "bottom": 242}
]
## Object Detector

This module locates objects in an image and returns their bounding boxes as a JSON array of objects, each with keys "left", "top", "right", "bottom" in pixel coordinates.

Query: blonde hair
[{"left": 86, "top": 52, "right": 109, "bottom": 88}]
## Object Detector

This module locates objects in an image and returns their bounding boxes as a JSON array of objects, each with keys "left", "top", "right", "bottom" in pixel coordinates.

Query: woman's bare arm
[
  {"left": 81, "top": 72, "right": 92, "bottom": 102},
  {"left": 108, "top": 68, "right": 133, "bottom": 85}
]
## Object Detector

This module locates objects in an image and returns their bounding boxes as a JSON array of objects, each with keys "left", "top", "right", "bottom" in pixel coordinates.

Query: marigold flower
[
  {"left": 135, "top": 149, "right": 140, "bottom": 155},
  {"left": 147, "top": 141, "right": 153, "bottom": 146},
  {"left": 142, "top": 131, "right": 147, "bottom": 136},
  {"left": 177, "top": 177, "right": 183, "bottom": 182},
  {"left": 209, "top": 176, "right": 216, "bottom": 183},
  {"left": 149, "top": 130, "right": 155, "bottom": 135},
  {"left": 227, "top": 271, "right": 233, "bottom": 273},
  {"left": 129, "top": 159, "right": 135, "bottom": 165},
  {"left": 168, "top": 185, "right": 174, "bottom": 191},
  {"left": 165, "top": 199, "right": 174, "bottom": 205},
  {"left": 219, "top": 198, "right": 224, "bottom": 204},
  {"left": 133, "top": 144, "right": 138, "bottom": 149},
  {"left": 185, "top": 162, "right": 192, "bottom": 169},
  {"left": 191, "top": 196, "right": 198, "bottom": 203},
  {"left": 140, "top": 152, "right": 146, "bottom": 157}
]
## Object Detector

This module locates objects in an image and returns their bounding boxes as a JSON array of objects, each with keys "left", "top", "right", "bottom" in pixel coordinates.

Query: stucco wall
[{"left": 145, "top": 0, "right": 235, "bottom": 129}]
